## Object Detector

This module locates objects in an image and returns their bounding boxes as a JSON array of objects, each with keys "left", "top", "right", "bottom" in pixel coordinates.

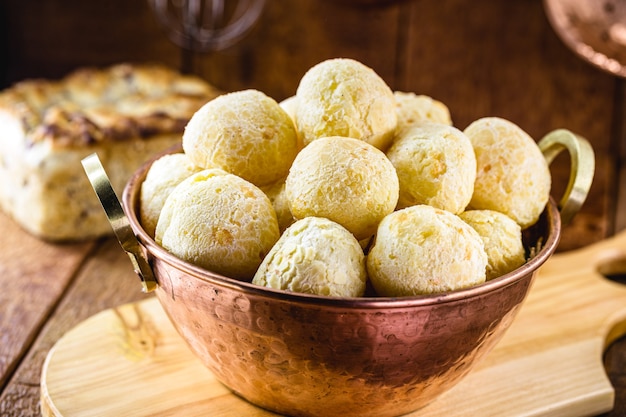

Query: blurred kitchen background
[
  {"left": 0, "top": 0, "right": 622, "bottom": 252},
  {"left": 3, "top": 1, "right": 626, "bottom": 415}
]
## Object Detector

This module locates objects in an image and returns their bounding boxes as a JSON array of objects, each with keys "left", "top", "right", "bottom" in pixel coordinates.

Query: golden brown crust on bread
[{"left": 0, "top": 63, "right": 219, "bottom": 148}]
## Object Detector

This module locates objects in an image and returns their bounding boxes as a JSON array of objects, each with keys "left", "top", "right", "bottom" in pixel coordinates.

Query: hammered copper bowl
[
  {"left": 543, "top": 0, "right": 626, "bottom": 78},
  {"left": 111, "top": 130, "right": 591, "bottom": 417}
]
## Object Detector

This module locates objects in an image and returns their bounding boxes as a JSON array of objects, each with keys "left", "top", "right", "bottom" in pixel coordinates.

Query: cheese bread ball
[
  {"left": 386, "top": 123, "right": 476, "bottom": 213},
  {"left": 252, "top": 217, "right": 367, "bottom": 297},
  {"left": 394, "top": 92, "right": 452, "bottom": 129},
  {"left": 182, "top": 89, "right": 299, "bottom": 187},
  {"left": 285, "top": 136, "right": 399, "bottom": 241},
  {"left": 459, "top": 210, "right": 526, "bottom": 280},
  {"left": 261, "top": 180, "right": 296, "bottom": 233},
  {"left": 464, "top": 117, "right": 550, "bottom": 228},
  {"left": 295, "top": 58, "right": 397, "bottom": 151},
  {"left": 367, "top": 205, "right": 487, "bottom": 296},
  {"left": 140, "top": 153, "right": 207, "bottom": 237},
  {"left": 155, "top": 170, "right": 280, "bottom": 280}
]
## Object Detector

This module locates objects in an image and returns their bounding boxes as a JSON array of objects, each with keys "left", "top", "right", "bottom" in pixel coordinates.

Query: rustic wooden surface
[{"left": 0, "top": 0, "right": 625, "bottom": 416}]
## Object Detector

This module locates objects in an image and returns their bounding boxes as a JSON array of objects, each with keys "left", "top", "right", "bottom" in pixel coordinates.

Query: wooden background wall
[{"left": 0, "top": 0, "right": 622, "bottom": 252}]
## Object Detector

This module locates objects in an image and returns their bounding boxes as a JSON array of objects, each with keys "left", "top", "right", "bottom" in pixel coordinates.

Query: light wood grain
[
  {"left": 0, "top": 237, "right": 146, "bottom": 416},
  {"left": 40, "top": 231, "right": 626, "bottom": 417}
]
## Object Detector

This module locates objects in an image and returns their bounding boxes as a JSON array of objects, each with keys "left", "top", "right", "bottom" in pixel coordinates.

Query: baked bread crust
[{"left": 0, "top": 63, "right": 220, "bottom": 241}]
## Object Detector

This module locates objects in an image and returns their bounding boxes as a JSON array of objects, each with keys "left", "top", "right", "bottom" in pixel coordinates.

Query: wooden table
[{"left": 1, "top": 0, "right": 626, "bottom": 415}]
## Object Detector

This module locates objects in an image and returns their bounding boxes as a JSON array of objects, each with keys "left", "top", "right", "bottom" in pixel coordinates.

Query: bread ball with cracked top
[
  {"left": 295, "top": 58, "right": 397, "bottom": 151},
  {"left": 285, "top": 136, "right": 399, "bottom": 241},
  {"left": 182, "top": 89, "right": 299, "bottom": 187},
  {"left": 252, "top": 217, "right": 367, "bottom": 297},
  {"left": 139, "top": 153, "right": 208, "bottom": 237},
  {"left": 464, "top": 117, "right": 550, "bottom": 228},
  {"left": 386, "top": 122, "right": 476, "bottom": 213},
  {"left": 155, "top": 170, "right": 280, "bottom": 280},
  {"left": 459, "top": 209, "right": 526, "bottom": 280},
  {"left": 394, "top": 91, "right": 452, "bottom": 129},
  {"left": 367, "top": 205, "right": 487, "bottom": 296}
]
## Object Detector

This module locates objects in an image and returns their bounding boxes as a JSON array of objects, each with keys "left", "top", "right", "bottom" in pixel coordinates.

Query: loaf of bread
[{"left": 0, "top": 63, "right": 220, "bottom": 241}]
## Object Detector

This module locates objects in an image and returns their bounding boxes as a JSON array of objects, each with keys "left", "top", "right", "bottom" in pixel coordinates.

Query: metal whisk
[{"left": 148, "top": 0, "right": 266, "bottom": 72}]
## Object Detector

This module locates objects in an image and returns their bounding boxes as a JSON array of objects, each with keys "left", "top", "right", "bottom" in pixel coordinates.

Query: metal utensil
[
  {"left": 544, "top": 0, "right": 626, "bottom": 77},
  {"left": 148, "top": 0, "right": 266, "bottom": 72},
  {"left": 148, "top": 0, "right": 265, "bottom": 52},
  {"left": 81, "top": 154, "right": 157, "bottom": 293}
]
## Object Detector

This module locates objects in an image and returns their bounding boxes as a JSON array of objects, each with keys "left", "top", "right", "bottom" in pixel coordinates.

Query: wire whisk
[{"left": 148, "top": 0, "right": 266, "bottom": 72}]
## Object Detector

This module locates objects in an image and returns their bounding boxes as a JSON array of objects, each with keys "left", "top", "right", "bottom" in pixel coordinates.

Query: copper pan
[
  {"left": 83, "top": 129, "right": 594, "bottom": 417},
  {"left": 544, "top": 0, "right": 626, "bottom": 78}
]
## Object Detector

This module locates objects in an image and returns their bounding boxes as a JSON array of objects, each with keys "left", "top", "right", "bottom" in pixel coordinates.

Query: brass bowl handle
[
  {"left": 538, "top": 129, "right": 595, "bottom": 226},
  {"left": 82, "top": 154, "right": 157, "bottom": 293}
]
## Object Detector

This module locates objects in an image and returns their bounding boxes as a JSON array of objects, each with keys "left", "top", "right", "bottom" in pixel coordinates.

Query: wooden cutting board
[{"left": 40, "top": 231, "right": 626, "bottom": 417}]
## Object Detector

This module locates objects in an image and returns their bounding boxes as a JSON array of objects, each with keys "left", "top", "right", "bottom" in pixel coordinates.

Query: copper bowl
[
  {"left": 85, "top": 129, "right": 593, "bottom": 417},
  {"left": 544, "top": 0, "right": 626, "bottom": 78}
]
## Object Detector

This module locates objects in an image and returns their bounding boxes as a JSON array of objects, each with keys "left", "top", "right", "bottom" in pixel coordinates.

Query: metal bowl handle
[
  {"left": 82, "top": 153, "right": 157, "bottom": 293},
  {"left": 538, "top": 129, "right": 595, "bottom": 226}
]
